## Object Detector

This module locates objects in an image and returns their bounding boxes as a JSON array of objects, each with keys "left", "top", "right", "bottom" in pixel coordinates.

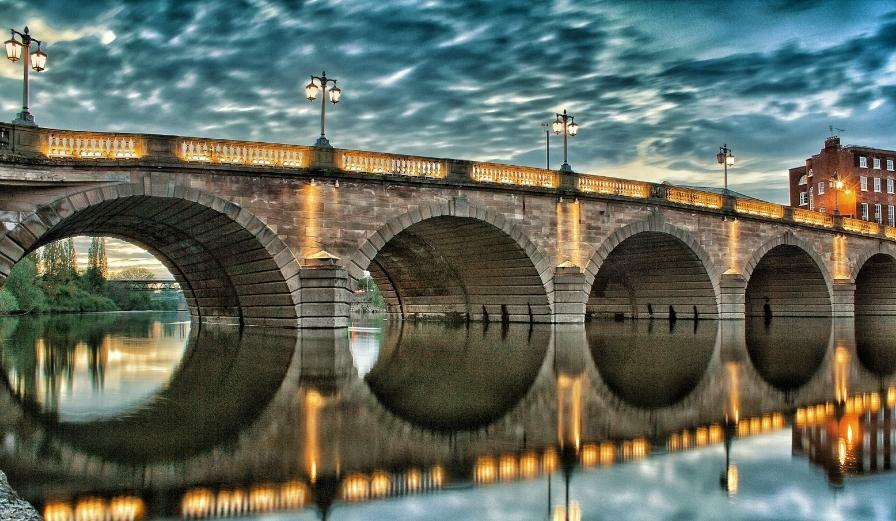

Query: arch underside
[
  {"left": 23, "top": 195, "right": 298, "bottom": 327},
  {"left": 366, "top": 216, "right": 551, "bottom": 322},
  {"left": 746, "top": 245, "right": 831, "bottom": 317},
  {"left": 587, "top": 232, "right": 718, "bottom": 319},
  {"left": 855, "top": 254, "right": 896, "bottom": 316}
]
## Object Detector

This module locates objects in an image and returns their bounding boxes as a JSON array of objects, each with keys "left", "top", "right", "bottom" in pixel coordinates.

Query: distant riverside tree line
[{"left": 0, "top": 237, "right": 186, "bottom": 315}]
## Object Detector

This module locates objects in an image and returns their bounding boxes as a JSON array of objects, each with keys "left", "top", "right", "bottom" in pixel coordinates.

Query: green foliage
[
  {"left": 39, "top": 282, "right": 117, "bottom": 313},
  {"left": 3, "top": 255, "right": 46, "bottom": 312},
  {"left": 87, "top": 237, "right": 109, "bottom": 278},
  {"left": 0, "top": 289, "right": 19, "bottom": 313},
  {"left": 109, "top": 267, "right": 155, "bottom": 280}
]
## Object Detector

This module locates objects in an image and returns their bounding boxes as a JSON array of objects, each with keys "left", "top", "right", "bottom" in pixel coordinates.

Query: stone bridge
[{"left": 3, "top": 124, "right": 896, "bottom": 328}]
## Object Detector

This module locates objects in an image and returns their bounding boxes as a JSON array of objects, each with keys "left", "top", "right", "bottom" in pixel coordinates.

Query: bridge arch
[
  {"left": 583, "top": 217, "right": 721, "bottom": 319},
  {"left": 348, "top": 198, "right": 553, "bottom": 322},
  {"left": 852, "top": 246, "right": 896, "bottom": 316},
  {"left": 743, "top": 233, "right": 832, "bottom": 317},
  {"left": 0, "top": 180, "right": 301, "bottom": 327}
]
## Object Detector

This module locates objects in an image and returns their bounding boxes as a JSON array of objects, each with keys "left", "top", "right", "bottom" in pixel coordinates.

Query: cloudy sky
[{"left": 4, "top": 0, "right": 896, "bottom": 271}]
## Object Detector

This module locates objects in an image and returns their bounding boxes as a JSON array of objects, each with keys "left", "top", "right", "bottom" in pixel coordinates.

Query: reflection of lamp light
[{"left": 552, "top": 501, "right": 582, "bottom": 521}]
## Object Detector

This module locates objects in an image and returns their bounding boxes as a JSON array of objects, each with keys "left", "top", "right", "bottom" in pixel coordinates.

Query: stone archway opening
[
  {"left": 587, "top": 231, "right": 718, "bottom": 320},
  {"left": 1, "top": 192, "right": 300, "bottom": 327},
  {"left": 855, "top": 253, "right": 896, "bottom": 316},
  {"left": 745, "top": 245, "right": 831, "bottom": 317},
  {"left": 363, "top": 216, "right": 551, "bottom": 322}
]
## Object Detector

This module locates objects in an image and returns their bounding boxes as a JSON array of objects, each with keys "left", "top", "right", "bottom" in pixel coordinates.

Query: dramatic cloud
[{"left": 4, "top": 1, "right": 895, "bottom": 263}]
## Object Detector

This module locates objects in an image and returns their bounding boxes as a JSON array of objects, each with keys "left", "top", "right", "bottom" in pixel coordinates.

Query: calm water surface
[{"left": 1, "top": 312, "right": 895, "bottom": 520}]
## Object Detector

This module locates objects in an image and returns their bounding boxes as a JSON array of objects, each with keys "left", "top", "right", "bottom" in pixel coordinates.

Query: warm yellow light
[
  {"left": 216, "top": 489, "right": 246, "bottom": 516},
  {"left": 181, "top": 488, "right": 214, "bottom": 518},
  {"left": 499, "top": 455, "right": 518, "bottom": 481},
  {"left": 600, "top": 442, "right": 616, "bottom": 465},
  {"left": 709, "top": 424, "right": 723, "bottom": 444},
  {"left": 430, "top": 466, "right": 445, "bottom": 488},
  {"left": 328, "top": 85, "right": 342, "bottom": 104},
  {"left": 580, "top": 444, "right": 598, "bottom": 467},
  {"left": 405, "top": 468, "right": 422, "bottom": 492},
  {"left": 475, "top": 457, "right": 497, "bottom": 484},
  {"left": 249, "top": 486, "right": 276, "bottom": 513},
  {"left": 74, "top": 498, "right": 106, "bottom": 521},
  {"left": 795, "top": 408, "right": 806, "bottom": 426},
  {"left": 552, "top": 501, "right": 582, "bottom": 521},
  {"left": 726, "top": 464, "right": 739, "bottom": 495},
  {"left": 370, "top": 471, "right": 391, "bottom": 497},
  {"left": 279, "top": 481, "right": 307, "bottom": 510},
  {"left": 519, "top": 453, "right": 539, "bottom": 478},
  {"left": 695, "top": 427, "right": 708, "bottom": 447},
  {"left": 543, "top": 449, "right": 558, "bottom": 473},
  {"left": 30, "top": 45, "right": 47, "bottom": 71},
  {"left": 44, "top": 502, "right": 73, "bottom": 521},
  {"left": 108, "top": 496, "right": 144, "bottom": 521},
  {"left": 305, "top": 81, "right": 319, "bottom": 101},
  {"left": 838, "top": 437, "right": 847, "bottom": 466},
  {"left": 342, "top": 474, "right": 370, "bottom": 501}
]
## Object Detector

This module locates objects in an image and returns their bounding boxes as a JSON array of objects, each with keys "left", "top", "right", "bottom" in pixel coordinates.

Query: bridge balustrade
[
  {"left": 8, "top": 123, "right": 896, "bottom": 243},
  {"left": 470, "top": 162, "right": 558, "bottom": 188},
  {"left": 340, "top": 150, "right": 447, "bottom": 178},
  {"left": 179, "top": 139, "right": 308, "bottom": 168}
]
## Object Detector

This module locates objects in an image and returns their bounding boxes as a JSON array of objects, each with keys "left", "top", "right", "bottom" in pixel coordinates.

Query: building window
[
  {"left": 889, "top": 205, "right": 895, "bottom": 227},
  {"left": 875, "top": 204, "right": 882, "bottom": 224},
  {"left": 874, "top": 158, "right": 881, "bottom": 169},
  {"left": 860, "top": 156, "right": 868, "bottom": 168},
  {"left": 861, "top": 203, "right": 869, "bottom": 220},
  {"left": 818, "top": 181, "right": 825, "bottom": 194},
  {"left": 799, "top": 192, "right": 808, "bottom": 206},
  {"left": 874, "top": 177, "right": 882, "bottom": 192},
  {"left": 808, "top": 168, "right": 814, "bottom": 177},
  {"left": 888, "top": 159, "right": 894, "bottom": 171},
  {"left": 889, "top": 179, "right": 894, "bottom": 194},
  {"left": 861, "top": 176, "right": 868, "bottom": 191}
]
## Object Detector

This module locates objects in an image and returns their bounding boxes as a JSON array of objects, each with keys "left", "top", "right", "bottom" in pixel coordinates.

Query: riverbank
[{"left": 0, "top": 471, "right": 40, "bottom": 521}]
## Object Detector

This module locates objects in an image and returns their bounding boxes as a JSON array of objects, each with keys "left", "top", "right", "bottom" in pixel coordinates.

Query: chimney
[{"left": 824, "top": 135, "right": 841, "bottom": 150}]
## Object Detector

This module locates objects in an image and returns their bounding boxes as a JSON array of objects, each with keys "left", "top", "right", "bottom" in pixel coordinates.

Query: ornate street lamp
[
  {"left": 831, "top": 171, "right": 844, "bottom": 216},
  {"left": 716, "top": 144, "right": 735, "bottom": 193},
  {"left": 5, "top": 26, "right": 48, "bottom": 126},
  {"left": 305, "top": 71, "right": 342, "bottom": 148},
  {"left": 553, "top": 109, "right": 579, "bottom": 173}
]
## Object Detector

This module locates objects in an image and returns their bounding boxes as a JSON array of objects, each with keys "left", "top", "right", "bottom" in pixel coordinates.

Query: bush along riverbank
[{"left": 0, "top": 239, "right": 185, "bottom": 316}]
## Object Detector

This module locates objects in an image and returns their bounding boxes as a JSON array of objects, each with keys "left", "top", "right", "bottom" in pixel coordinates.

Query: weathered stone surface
[{"left": 0, "top": 471, "right": 40, "bottom": 521}]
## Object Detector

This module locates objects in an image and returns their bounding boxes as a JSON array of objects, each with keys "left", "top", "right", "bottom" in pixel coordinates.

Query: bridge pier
[
  {"left": 720, "top": 273, "right": 747, "bottom": 320},
  {"left": 299, "top": 255, "right": 352, "bottom": 328},
  {"left": 832, "top": 281, "right": 856, "bottom": 318},
  {"left": 552, "top": 264, "right": 588, "bottom": 323}
]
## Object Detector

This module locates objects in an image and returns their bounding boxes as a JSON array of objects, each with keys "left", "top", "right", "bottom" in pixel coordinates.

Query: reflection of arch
[
  {"left": 348, "top": 199, "right": 553, "bottom": 322},
  {"left": 1, "top": 322, "right": 297, "bottom": 463},
  {"left": 584, "top": 217, "right": 721, "bottom": 319},
  {"left": 743, "top": 234, "right": 832, "bottom": 317},
  {"left": 0, "top": 182, "right": 301, "bottom": 327},
  {"left": 853, "top": 249, "right": 896, "bottom": 316}
]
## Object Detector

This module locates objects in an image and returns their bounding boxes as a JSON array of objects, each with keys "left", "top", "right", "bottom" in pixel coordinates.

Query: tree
[
  {"left": 87, "top": 237, "right": 109, "bottom": 278},
  {"left": 3, "top": 254, "right": 46, "bottom": 312},
  {"left": 109, "top": 267, "right": 156, "bottom": 280}
]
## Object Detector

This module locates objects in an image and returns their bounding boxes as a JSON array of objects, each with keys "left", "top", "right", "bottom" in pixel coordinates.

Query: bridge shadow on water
[{"left": 0, "top": 314, "right": 895, "bottom": 519}]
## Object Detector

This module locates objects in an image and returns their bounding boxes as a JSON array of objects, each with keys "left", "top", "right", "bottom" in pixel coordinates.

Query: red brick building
[{"left": 789, "top": 136, "right": 896, "bottom": 223}]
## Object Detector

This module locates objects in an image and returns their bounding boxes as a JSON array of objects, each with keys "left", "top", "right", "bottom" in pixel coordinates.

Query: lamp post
[
  {"left": 304, "top": 71, "right": 342, "bottom": 148},
  {"left": 4, "top": 26, "right": 48, "bottom": 126},
  {"left": 541, "top": 122, "right": 551, "bottom": 170},
  {"left": 831, "top": 172, "right": 844, "bottom": 216},
  {"left": 716, "top": 144, "right": 734, "bottom": 193},
  {"left": 552, "top": 110, "right": 579, "bottom": 173}
]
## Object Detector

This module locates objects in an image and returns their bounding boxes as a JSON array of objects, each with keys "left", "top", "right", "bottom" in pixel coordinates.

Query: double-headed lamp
[
  {"left": 328, "top": 85, "right": 341, "bottom": 103},
  {"left": 30, "top": 43, "right": 46, "bottom": 71},
  {"left": 5, "top": 33, "right": 22, "bottom": 62},
  {"left": 305, "top": 81, "right": 319, "bottom": 101}
]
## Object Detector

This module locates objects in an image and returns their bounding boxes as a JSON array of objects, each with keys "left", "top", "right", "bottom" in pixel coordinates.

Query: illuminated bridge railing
[
  {"left": 842, "top": 217, "right": 880, "bottom": 236},
  {"left": 47, "top": 132, "right": 143, "bottom": 159},
  {"left": 179, "top": 139, "right": 309, "bottom": 167},
  {"left": 471, "top": 163, "right": 559, "bottom": 188},
  {"left": 735, "top": 199, "right": 784, "bottom": 219},
  {"left": 181, "top": 481, "right": 308, "bottom": 519},
  {"left": 666, "top": 186, "right": 723, "bottom": 209},
  {"left": 578, "top": 175, "right": 649, "bottom": 198},
  {"left": 340, "top": 151, "right": 447, "bottom": 178},
  {"left": 793, "top": 208, "right": 833, "bottom": 227},
  {"left": 11, "top": 124, "right": 896, "bottom": 242}
]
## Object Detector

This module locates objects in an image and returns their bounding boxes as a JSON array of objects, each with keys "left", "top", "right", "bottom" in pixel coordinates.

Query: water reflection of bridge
[{"left": 2, "top": 317, "right": 896, "bottom": 519}]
